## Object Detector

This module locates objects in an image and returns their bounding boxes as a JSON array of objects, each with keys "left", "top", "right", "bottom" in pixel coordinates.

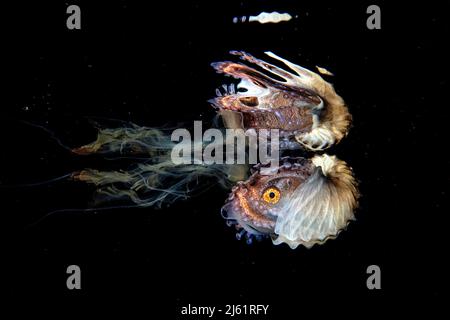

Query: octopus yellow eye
[{"left": 262, "top": 187, "right": 281, "bottom": 204}]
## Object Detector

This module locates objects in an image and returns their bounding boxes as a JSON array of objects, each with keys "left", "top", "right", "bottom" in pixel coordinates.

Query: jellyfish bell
[
  {"left": 221, "top": 154, "right": 359, "bottom": 249},
  {"left": 210, "top": 51, "right": 352, "bottom": 151}
]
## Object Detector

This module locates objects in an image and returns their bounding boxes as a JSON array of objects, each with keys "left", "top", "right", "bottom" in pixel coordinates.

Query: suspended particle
[
  {"left": 316, "top": 66, "right": 334, "bottom": 76},
  {"left": 233, "top": 11, "right": 292, "bottom": 24}
]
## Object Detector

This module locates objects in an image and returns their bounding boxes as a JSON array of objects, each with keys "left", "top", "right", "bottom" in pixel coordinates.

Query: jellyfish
[
  {"left": 70, "top": 123, "right": 250, "bottom": 208},
  {"left": 22, "top": 51, "right": 359, "bottom": 249}
]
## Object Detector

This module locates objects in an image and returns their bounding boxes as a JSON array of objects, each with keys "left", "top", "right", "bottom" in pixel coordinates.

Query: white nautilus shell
[{"left": 273, "top": 154, "right": 359, "bottom": 248}]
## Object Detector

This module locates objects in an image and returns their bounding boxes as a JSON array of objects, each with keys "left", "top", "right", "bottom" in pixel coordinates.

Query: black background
[{"left": 2, "top": 0, "right": 448, "bottom": 315}]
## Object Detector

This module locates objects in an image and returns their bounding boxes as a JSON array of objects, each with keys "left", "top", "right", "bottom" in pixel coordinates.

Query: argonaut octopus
[
  {"left": 69, "top": 51, "right": 358, "bottom": 249},
  {"left": 210, "top": 51, "right": 352, "bottom": 151},
  {"left": 221, "top": 155, "right": 358, "bottom": 249},
  {"left": 211, "top": 51, "right": 359, "bottom": 248}
]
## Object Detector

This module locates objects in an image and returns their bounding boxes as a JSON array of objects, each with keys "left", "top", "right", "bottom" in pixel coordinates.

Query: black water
[{"left": 2, "top": 0, "right": 447, "bottom": 315}]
